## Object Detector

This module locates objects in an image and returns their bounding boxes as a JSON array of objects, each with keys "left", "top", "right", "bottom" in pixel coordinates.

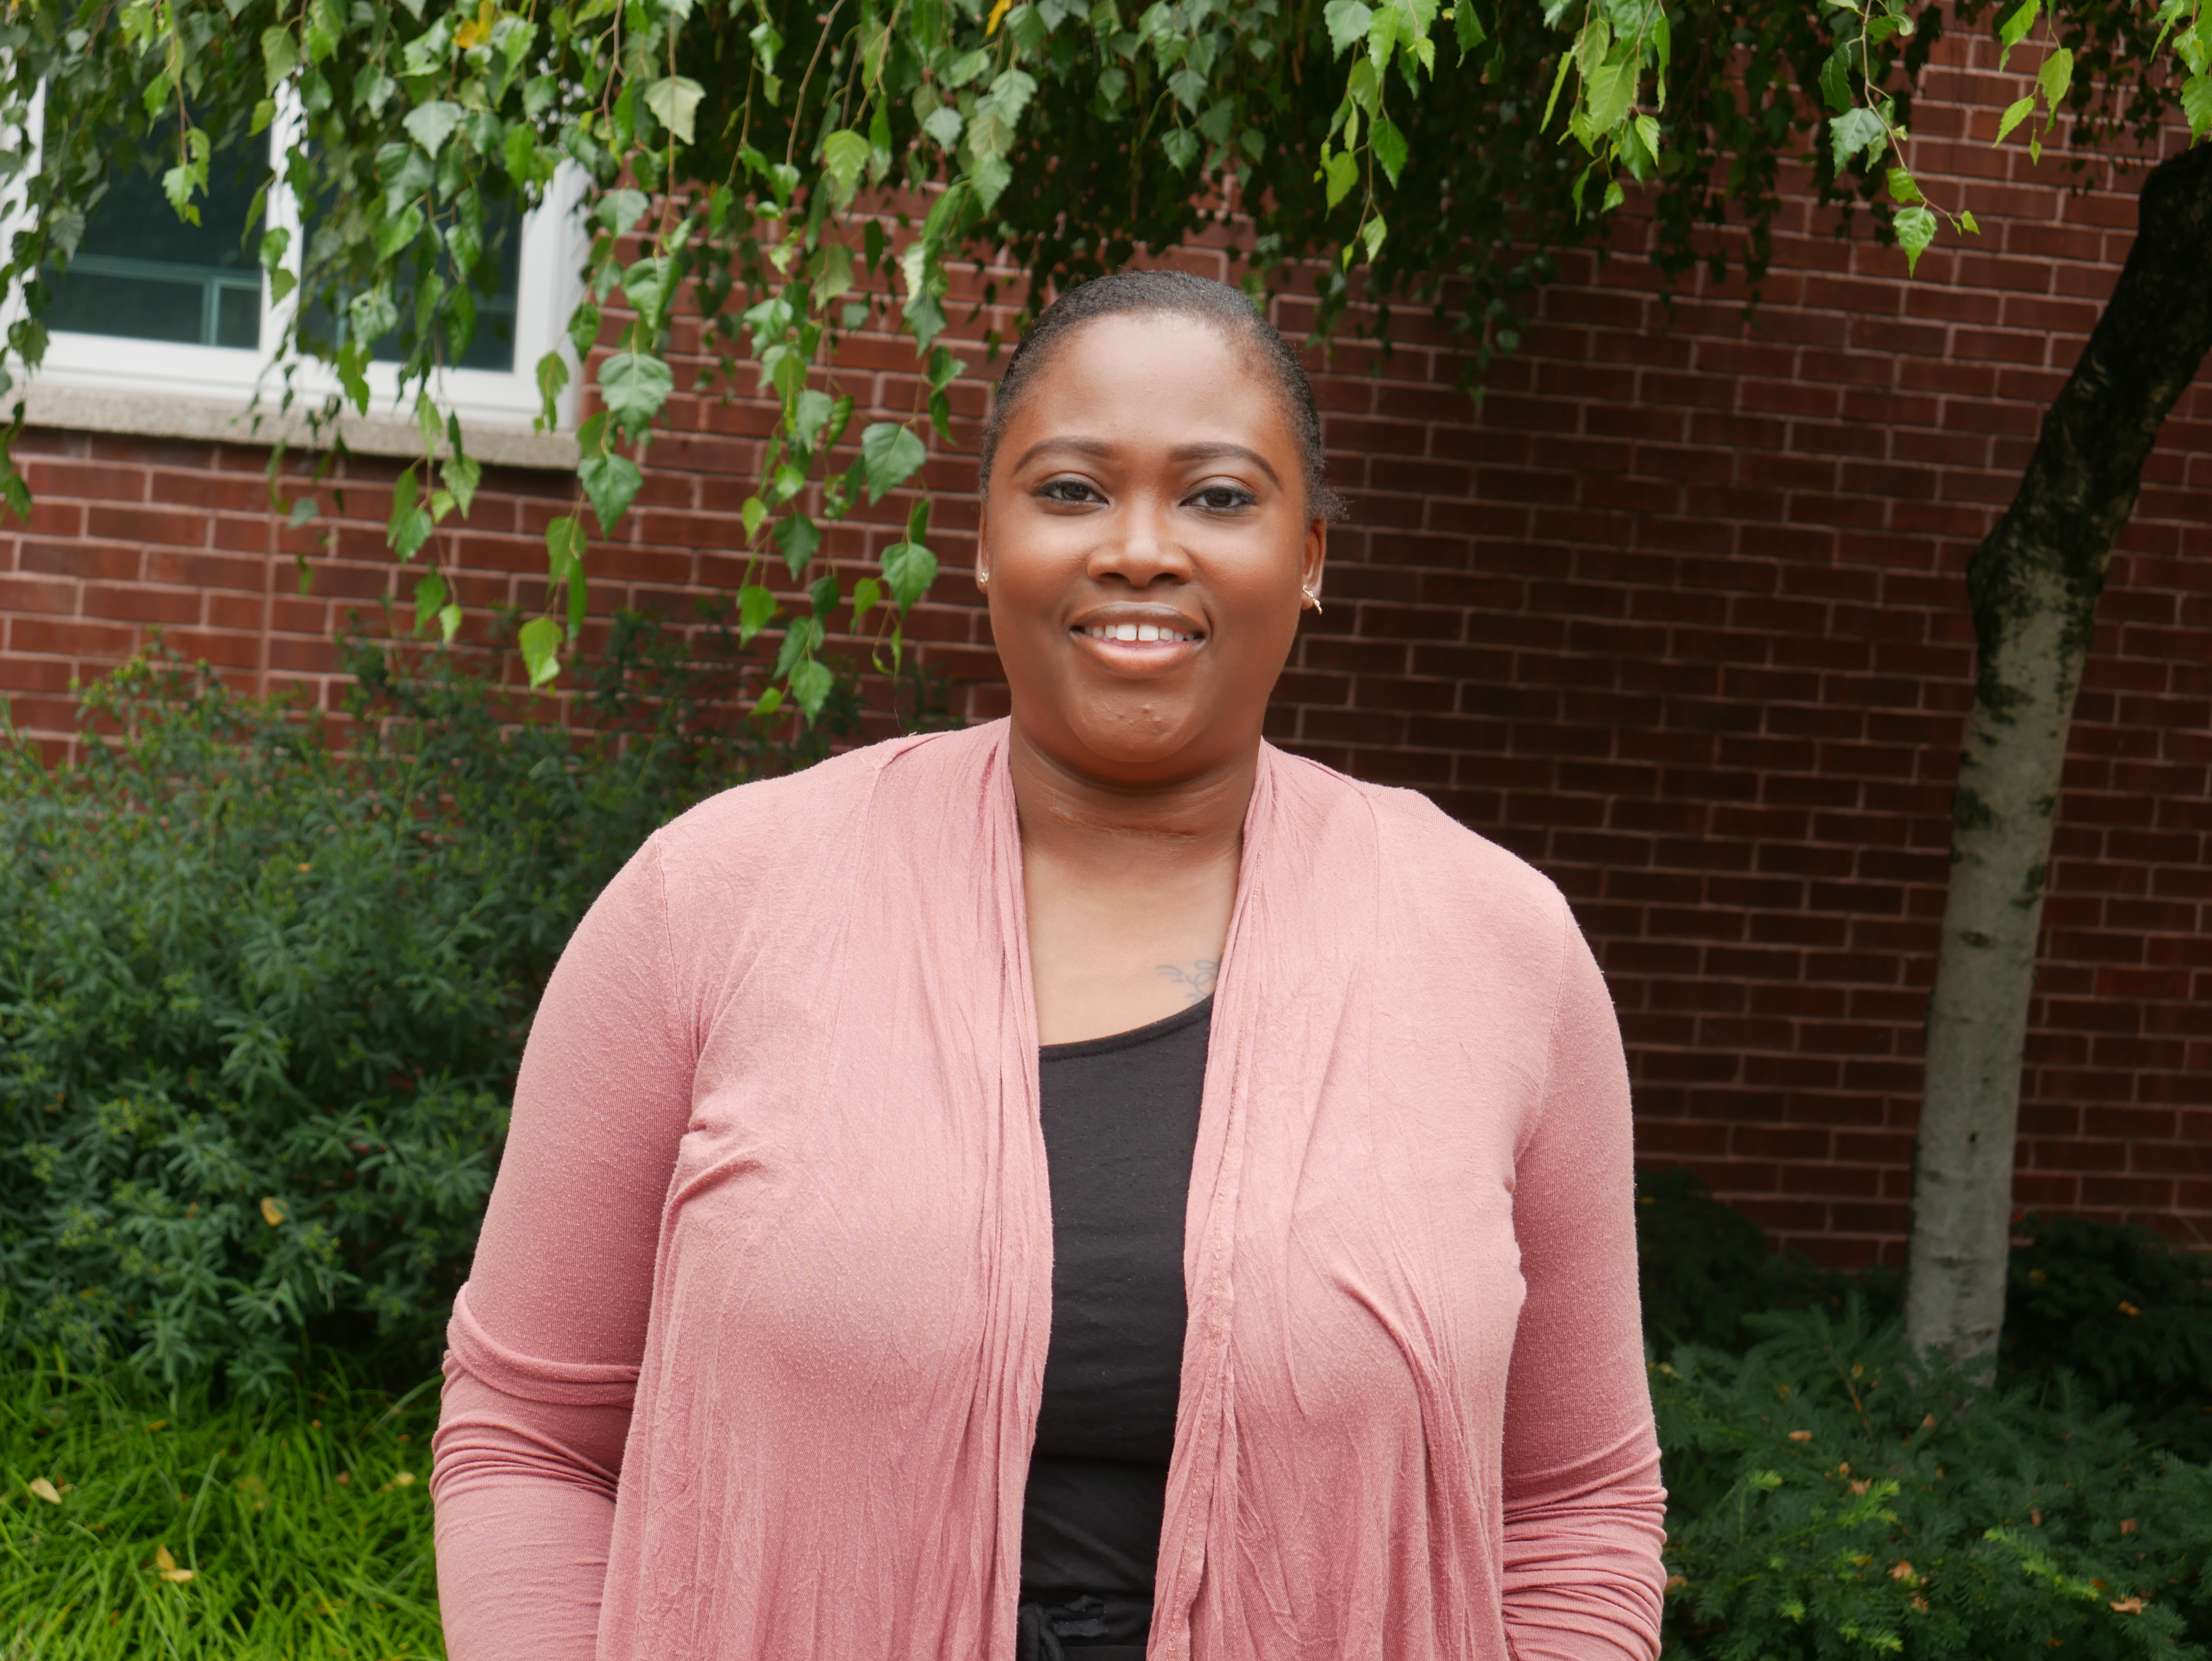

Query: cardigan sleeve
[
  {"left": 430, "top": 836, "right": 695, "bottom": 1661},
  {"left": 1497, "top": 903, "right": 1668, "bottom": 1661}
]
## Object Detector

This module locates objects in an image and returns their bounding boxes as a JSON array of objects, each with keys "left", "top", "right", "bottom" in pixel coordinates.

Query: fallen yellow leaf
[
  {"left": 261, "top": 1197, "right": 287, "bottom": 1226},
  {"left": 1788, "top": 1429, "right": 1813, "bottom": 1441},
  {"left": 2110, "top": 1598, "right": 2145, "bottom": 1615},
  {"left": 153, "top": 1544, "right": 195, "bottom": 1583},
  {"left": 394, "top": 1470, "right": 417, "bottom": 1487},
  {"left": 2118, "top": 1300, "right": 2141, "bottom": 1317},
  {"left": 27, "top": 1477, "right": 60, "bottom": 1504},
  {"left": 2120, "top": 1518, "right": 2137, "bottom": 1534},
  {"left": 984, "top": 0, "right": 1013, "bottom": 34}
]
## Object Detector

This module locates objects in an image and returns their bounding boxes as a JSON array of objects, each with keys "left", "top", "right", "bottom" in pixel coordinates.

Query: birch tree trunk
[{"left": 1904, "top": 141, "right": 2212, "bottom": 1364}]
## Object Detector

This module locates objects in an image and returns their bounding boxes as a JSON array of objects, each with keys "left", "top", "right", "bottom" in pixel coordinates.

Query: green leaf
[
  {"left": 792, "top": 388, "right": 837, "bottom": 453},
  {"left": 545, "top": 514, "right": 586, "bottom": 582},
  {"left": 1371, "top": 115, "right": 1408, "bottom": 186},
  {"left": 774, "top": 513, "right": 821, "bottom": 576},
  {"left": 440, "top": 601, "right": 464, "bottom": 644},
  {"left": 1580, "top": 51, "right": 1636, "bottom": 136},
  {"left": 386, "top": 465, "right": 434, "bottom": 559},
  {"left": 599, "top": 352, "right": 674, "bottom": 437},
  {"left": 403, "top": 100, "right": 465, "bottom": 157},
  {"left": 882, "top": 540, "right": 938, "bottom": 610},
  {"left": 536, "top": 351, "right": 571, "bottom": 426},
  {"left": 1323, "top": 146, "right": 1359, "bottom": 209},
  {"left": 1818, "top": 46, "right": 1851, "bottom": 114},
  {"left": 1161, "top": 128, "right": 1199, "bottom": 171},
  {"left": 413, "top": 571, "right": 448, "bottom": 635},
  {"left": 1997, "top": 0, "right": 2038, "bottom": 63},
  {"left": 643, "top": 75, "right": 705, "bottom": 144},
  {"left": 580, "top": 452, "right": 643, "bottom": 534},
  {"left": 1894, "top": 203, "right": 1937, "bottom": 274},
  {"left": 1360, "top": 211, "right": 1388, "bottom": 262},
  {"left": 1886, "top": 167, "right": 1922, "bottom": 204},
  {"left": 852, "top": 575, "right": 883, "bottom": 622},
  {"left": 742, "top": 496, "right": 769, "bottom": 540},
  {"left": 739, "top": 582, "right": 779, "bottom": 644},
  {"left": 1325, "top": 0, "right": 1374, "bottom": 57},
  {"left": 1168, "top": 66, "right": 1207, "bottom": 110},
  {"left": 260, "top": 26, "right": 299, "bottom": 91},
  {"left": 2037, "top": 45, "right": 2073, "bottom": 110},
  {"left": 789, "top": 657, "right": 835, "bottom": 720},
  {"left": 1830, "top": 105, "right": 1888, "bottom": 168},
  {"left": 859, "top": 422, "right": 927, "bottom": 503},
  {"left": 1601, "top": 178, "right": 1625, "bottom": 211},
  {"left": 1959, "top": 209, "right": 1981, "bottom": 235},
  {"left": 808, "top": 573, "right": 840, "bottom": 621},
  {"left": 519, "top": 616, "right": 562, "bottom": 686},
  {"left": 443, "top": 452, "right": 482, "bottom": 517},
  {"left": 2183, "top": 72, "right": 2212, "bottom": 137},
  {"left": 971, "top": 151, "right": 1014, "bottom": 211},
  {"left": 593, "top": 189, "right": 649, "bottom": 237},
  {"left": 822, "top": 128, "right": 869, "bottom": 197},
  {"left": 1993, "top": 95, "right": 2037, "bottom": 144}
]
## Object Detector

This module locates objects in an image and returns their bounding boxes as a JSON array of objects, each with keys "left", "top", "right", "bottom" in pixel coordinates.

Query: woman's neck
[{"left": 1007, "top": 721, "right": 1254, "bottom": 1045}]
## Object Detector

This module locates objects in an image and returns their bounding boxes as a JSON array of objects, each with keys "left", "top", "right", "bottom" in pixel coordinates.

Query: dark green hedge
[{"left": 0, "top": 616, "right": 889, "bottom": 1394}]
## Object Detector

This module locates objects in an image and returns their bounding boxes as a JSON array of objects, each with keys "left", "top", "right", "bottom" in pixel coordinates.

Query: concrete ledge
[{"left": 20, "top": 383, "right": 579, "bottom": 472}]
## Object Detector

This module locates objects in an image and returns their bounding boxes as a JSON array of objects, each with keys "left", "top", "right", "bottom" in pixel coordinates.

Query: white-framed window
[{"left": 15, "top": 91, "right": 587, "bottom": 434}]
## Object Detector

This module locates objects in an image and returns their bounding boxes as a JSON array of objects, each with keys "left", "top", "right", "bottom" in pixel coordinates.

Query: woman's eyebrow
[
  {"left": 1169, "top": 442, "right": 1280, "bottom": 488},
  {"left": 1012, "top": 436, "right": 1282, "bottom": 488}
]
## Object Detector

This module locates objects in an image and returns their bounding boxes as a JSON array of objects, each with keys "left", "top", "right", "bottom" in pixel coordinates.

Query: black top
[{"left": 1019, "top": 995, "right": 1212, "bottom": 1652}]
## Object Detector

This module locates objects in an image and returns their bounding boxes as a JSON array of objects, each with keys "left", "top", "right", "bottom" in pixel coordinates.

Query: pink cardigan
[{"left": 431, "top": 721, "right": 1666, "bottom": 1661}]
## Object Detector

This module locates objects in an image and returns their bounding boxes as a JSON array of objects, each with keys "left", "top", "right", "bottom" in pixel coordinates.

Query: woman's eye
[
  {"left": 1191, "top": 485, "right": 1256, "bottom": 512},
  {"left": 1039, "top": 478, "right": 1102, "bottom": 504}
]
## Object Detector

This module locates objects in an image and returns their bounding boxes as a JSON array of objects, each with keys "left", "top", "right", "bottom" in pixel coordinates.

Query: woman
[{"left": 431, "top": 270, "right": 1665, "bottom": 1661}]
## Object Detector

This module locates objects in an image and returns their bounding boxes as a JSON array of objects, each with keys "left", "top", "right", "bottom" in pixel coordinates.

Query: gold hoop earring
[{"left": 1301, "top": 584, "right": 1323, "bottom": 616}]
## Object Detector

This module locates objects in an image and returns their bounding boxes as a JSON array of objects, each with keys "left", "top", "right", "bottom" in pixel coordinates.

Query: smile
[{"left": 1078, "top": 623, "right": 1201, "bottom": 643}]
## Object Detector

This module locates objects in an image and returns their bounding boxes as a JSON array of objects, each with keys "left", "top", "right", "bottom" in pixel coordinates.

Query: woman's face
[{"left": 976, "top": 313, "right": 1327, "bottom": 788}]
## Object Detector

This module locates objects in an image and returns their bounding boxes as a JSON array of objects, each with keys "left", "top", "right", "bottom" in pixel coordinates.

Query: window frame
[{"left": 13, "top": 90, "right": 588, "bottom": 434}]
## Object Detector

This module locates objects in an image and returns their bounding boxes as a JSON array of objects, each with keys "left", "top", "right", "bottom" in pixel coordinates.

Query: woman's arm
[
  {"left": 429, "top": 837, "right": 695, "bottom": 1660},
  {"left": 1497, "top": 904, "right": 1668, "bottom": 1661}
]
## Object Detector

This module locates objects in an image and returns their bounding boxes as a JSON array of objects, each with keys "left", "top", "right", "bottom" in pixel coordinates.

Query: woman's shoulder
[
  {"left": 652, "top": 723, "right": 998, "bottom": 860},
  {"left": 1263, "top": 744, "right": 1569, "bottom": 925}
]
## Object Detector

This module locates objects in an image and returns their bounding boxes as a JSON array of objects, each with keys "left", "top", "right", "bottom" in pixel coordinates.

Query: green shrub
[
  {"left": 0, "top": 614, "right": 905, "bottom": 1394},
  {"left": 1656, "top": 1304, "right": 2212, "bottom": 1661},
  {"left": 2005, "top": 1214, "right": 2212, "bottom": 1465},
  {"left": 1635, "top": 1167, "right": 1900, "bottom": 1354},
  {"left": 0, "top": 1351, "right": 441, "bottom": 1658}
]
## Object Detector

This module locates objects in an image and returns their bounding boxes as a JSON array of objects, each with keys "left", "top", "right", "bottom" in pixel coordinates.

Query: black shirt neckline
[{"left": 1038, "top": 994, "right": 1215, "bottom": 1063}]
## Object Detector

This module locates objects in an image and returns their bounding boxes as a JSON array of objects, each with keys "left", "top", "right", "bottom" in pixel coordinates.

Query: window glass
[{"left": 45, "top": 133, "right": 267, "bottom": 350}]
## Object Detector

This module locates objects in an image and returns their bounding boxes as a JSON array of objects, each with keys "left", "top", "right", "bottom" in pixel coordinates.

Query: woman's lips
[{"left": 1067, "top": 620, "right": 1205, "bottom": 670}]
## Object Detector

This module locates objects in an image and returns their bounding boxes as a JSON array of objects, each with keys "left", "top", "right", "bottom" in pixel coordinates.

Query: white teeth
[{"left": 1081, "top": 623, "right": 1197, "bottom": 643}]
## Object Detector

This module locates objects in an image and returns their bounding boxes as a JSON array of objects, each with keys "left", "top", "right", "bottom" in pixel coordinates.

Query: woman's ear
[
  {"left": 1301, "top": 515, "right": 1327, "bottom": 607},
  {"left": 974, "top": 499, "right": 992, "bottom": 592}
]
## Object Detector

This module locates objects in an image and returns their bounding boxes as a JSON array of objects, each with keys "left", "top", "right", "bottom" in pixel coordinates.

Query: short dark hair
[{"left": 978, "top": 270, "right": 1348, "bottom": 522}]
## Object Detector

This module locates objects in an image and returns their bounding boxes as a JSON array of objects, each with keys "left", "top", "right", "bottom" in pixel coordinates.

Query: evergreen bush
[
  {"left": 0, "top": 615, "right": 904, "bottom": 1394},
  {"left": 1657, "top": 1305, "right": 2212, "bottom": 1661}
]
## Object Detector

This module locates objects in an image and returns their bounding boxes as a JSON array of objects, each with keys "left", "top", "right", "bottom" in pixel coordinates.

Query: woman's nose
[{"left": 1086, "top": 498, "right": 1191, "bottom": 587}]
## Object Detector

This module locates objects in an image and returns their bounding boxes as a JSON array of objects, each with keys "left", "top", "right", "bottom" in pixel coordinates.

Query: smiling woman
[{"left": 429, "top": 272, "right": 1666, "bottom": 1661}]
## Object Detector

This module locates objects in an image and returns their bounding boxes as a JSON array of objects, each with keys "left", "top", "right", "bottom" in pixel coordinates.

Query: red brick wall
[{"left": 3, "top": 34, "right": 2206, "bottom": 1263}]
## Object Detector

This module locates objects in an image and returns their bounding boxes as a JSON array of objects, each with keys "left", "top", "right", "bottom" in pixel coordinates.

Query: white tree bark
[{"left": 1905, "top": 142, "right": 2212, "bottom": 1365}]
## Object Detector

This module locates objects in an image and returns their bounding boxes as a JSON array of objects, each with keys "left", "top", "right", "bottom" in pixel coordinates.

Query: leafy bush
[
  {"left": 1636, "top": 1168, "right": 2212, "bottom": 1461},
  {"left": 1, "top": 1351, "right": 441, "bottom": 1659},
  {"left": 2005, "top": 1214, "right": 2212, "bottom": 1464},
  {"left": 1636, "top": 1167, "right": 1900, "bottom": 1354},
  {"left": 1656, "top": 1305, "right": 2212, "bottom": 1661},
  {"left": 0, "top": 614, "right": 914, "bottom": 1393}
]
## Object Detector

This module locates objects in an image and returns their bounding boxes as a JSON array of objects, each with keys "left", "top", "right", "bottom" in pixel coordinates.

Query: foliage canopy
[{"left": 0, "top": 0, "right": 2205, "bottom": 707}]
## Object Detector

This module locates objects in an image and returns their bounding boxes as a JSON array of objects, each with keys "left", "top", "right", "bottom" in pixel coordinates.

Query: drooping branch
[{"left": 1905, "top": 139, "right": 2212, "bottom": 1365}]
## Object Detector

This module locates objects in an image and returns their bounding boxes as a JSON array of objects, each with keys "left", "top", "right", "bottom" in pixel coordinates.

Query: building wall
[{"left": 2, "top": 35, "right": 2205, "bottom": 1261}]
